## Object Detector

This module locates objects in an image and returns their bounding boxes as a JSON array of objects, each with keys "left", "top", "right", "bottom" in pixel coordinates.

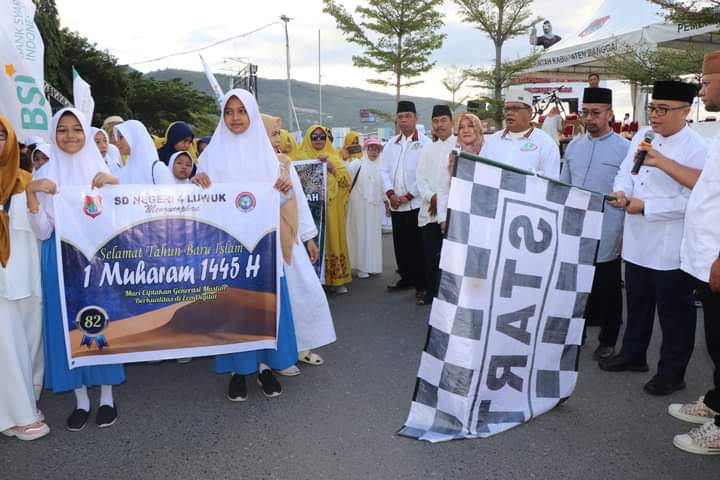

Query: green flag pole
[{"left": 457, "top": 151, "right": 617, "bottom": 202}]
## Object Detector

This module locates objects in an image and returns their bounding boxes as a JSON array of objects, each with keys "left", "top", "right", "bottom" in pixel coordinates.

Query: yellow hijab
[
  {"left": 292, "top": 124, "right": 341, "bottom": 162},
  {"left": 0, "top": 116, "right": 32, "bottom": 267},
  {"left": 342, "top": 131, "right": 362, "bottom": 161},
  {"left": 279, "top": 129, "right": 297, "bottom": 158}
]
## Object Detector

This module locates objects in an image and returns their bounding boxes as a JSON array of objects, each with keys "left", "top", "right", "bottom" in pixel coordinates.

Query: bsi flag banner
[
  {"left": 54, "top": 183, "right": 281, "bottom": 368},
  {"left": 399, "top": 154, "right": 603, "bottom": 442},
  {"left": 0, "top": 0, "right": 52, "bottom": 142}
]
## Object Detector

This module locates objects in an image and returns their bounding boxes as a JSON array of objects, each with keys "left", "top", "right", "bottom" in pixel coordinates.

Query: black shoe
[
  {"left": 227, "top": 374, "right": 248, "bottom": 402},
  {"left": 592, "top": 345, "right": 615, "bottom": 361},
  {"left": 387, "top": 280, "right": 413, "bottom": 291},
  {"left": 66, "top": 408, "right": 91, "bottom": 432},
  {"left": 96, "top": 404, "right": 118, "bottom": 428},
  {"left": 643, "top": 377, "right": 686, "bottom": 396},
  {"left": 598, "top": 354, "right": 649, "bottom": 372},
  {"left": 257, "top": 369, "right": 282, "bottom": 398}
]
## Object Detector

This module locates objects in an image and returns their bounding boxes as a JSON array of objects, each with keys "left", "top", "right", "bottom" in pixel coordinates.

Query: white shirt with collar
[
  {"left": 416, "top": 134, "right": 457, "bottom": 227},
  {"left": 681, "top": 128, "right": 720, "bottom": 283},
  {"left": 380, "top": 129, "right": 432, "bottom": 212},
  {"left": 613, "top": 125, "right": 708, "bottom": 271},
  {"left": 481, "top": 127, "right": 561, "bottom": 179}
]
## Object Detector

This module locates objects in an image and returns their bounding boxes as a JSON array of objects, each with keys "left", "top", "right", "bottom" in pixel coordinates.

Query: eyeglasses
[
  {"left": 310, "top": 133, "right": 327, "bottom": 141},
  {"left": 579, "top": 108, "right": 611, "bottom": 118},
  {"left": 646, "top": 104, "right": 691, "bottom": 117}
]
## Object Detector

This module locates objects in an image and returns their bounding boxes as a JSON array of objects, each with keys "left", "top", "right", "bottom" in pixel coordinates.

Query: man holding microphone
[{"left": 600, "top": 81, "right": 708, "bottom": 398}]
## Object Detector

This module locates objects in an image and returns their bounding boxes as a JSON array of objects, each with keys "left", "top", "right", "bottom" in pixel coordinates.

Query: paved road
[{"left": 2, "top": 235, "right": 715, "bottom": 479}]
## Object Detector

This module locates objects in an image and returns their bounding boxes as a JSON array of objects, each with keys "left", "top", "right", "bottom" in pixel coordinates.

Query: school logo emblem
[
  {"left": 579, "top": 15, "right": 610, "bottom": 37},
  {"left": 82, "top": 195, "right": 103, "bottom": 219},
  {"left": 235, "top": 192, "right": 256, "bottom": 212}
]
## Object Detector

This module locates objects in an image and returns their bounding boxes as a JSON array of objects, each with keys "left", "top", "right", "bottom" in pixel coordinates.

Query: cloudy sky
[{"left": 55, "top": 0, "right": 612, "bottom": 104}]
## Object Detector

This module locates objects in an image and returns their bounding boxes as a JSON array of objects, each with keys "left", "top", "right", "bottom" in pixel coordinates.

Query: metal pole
[
  {"left": 281, "top": 15, "right": 294, "bottom": 131},
  {"left": 319, "top": 29, "right": 323, "bottom": 126}
]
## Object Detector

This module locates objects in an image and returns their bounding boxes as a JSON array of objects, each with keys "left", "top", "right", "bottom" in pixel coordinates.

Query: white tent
[{"left": 526, "top": 0, "right": 719, "bottom": 78}]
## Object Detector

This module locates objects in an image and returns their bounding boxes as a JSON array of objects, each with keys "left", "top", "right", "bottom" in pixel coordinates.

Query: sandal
[
  {"left": 298, "top": 351, "right": 324, "bottom": 366},
  {"left": 2, "top": 421, "right": 50, "bottom": 441}
]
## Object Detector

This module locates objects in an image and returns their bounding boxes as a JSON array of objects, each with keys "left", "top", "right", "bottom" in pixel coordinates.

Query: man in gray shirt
[{"left": 561, "top": 87, "right": 629, "bottom": 360}]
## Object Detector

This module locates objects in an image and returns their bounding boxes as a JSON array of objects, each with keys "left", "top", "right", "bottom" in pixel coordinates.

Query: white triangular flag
[
  {"left": 199, "top": 55, "right": 224, "bottom": 107},
  {"left": 72, "top": 66, "right": 95, "bottom": 123}
]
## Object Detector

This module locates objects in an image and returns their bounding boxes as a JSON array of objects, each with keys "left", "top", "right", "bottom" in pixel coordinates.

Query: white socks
[
  {"left": 73, "top": 385, "right": 114, "bottom": 410},
  {"left": 74, "top": 387, "right": 90, "bottom": 412},
  {"left": 100, "top": 385, "right": 114, "bottom": 407},
  {"left": 258, "top": 363, "right": 270, "bottom": 373}
]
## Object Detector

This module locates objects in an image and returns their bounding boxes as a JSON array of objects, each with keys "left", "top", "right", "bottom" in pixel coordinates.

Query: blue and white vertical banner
[
  {"left": 0, "top": 0, "right": 52, "bottom": 142},
  {"left": 293, "top": 160, "right": 327, "bottom": 282},
  {"left": 399, "top": 155, "right": 603, "bottom": 442},
  {"left": 53, "top": 183, "right": 281, "bottom": 368}
]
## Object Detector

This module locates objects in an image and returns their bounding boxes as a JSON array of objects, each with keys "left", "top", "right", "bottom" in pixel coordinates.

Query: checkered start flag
[{"left": 399, "top": 154, "right": 604, "bottom": 443}]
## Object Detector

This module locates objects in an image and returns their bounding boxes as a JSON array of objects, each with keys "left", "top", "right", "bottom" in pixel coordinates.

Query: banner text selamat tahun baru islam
[{"left": 53, "top": 183, "right": 281, "bottom": 368}]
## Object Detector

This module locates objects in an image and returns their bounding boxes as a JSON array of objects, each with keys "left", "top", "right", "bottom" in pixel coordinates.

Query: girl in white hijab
[
  {"left": 168, "top": 151, "right": 193, "bottom": 184},
  {"left": 114, "top": 120, "right": 174, "bottom": 185},
  {"left": 194, "top": 89, "right": 298, "bottom": 401},
  {"left": 90, "top": 127, "right": 123, "bottom": 175},
  {"left": 30, "top": 143, "right": 51, "bottom": 173},
  {"left": 26, "top": 108, "right": 125, "bottom": 432}
]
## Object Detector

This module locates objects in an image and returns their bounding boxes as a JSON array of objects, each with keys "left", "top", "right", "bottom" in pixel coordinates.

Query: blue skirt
[
  {"left": 213, "top": 275, "right": 298, "bottom": 375},
  {"left": 42, "top": 234, "right": 125, "bottom": 392}
]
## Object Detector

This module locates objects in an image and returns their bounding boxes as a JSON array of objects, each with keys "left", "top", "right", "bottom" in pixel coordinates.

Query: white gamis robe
[
  {"left": 284, "top": 166, "right": 337, "bottom": 352},
  {"left": 0, "top": 192, "right": 44, "bottom": 431},
  {"left": 346, "top": 156, "right": 384, "bottom": 274}
]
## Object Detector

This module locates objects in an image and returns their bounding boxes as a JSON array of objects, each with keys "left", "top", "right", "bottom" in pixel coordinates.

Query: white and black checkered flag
[{"left": 399, "top": 153, "right": 604, "bottom": 443}]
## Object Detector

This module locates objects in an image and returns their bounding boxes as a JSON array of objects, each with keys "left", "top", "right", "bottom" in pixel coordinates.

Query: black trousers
[
  {"left": 584, "top": 258, "right": 623, "bottom": 347},
  {"left": 697, "top": 282, "right": 720, "bottom": 418},
  {"left": 390, "top": 209, "right": 426, "bottom": 290},
  {"left": 620, "top": 262, "right": 697, "bottom": 382},
  {"left": 421, "top": 222, "right": 443, "bottom": 300}
]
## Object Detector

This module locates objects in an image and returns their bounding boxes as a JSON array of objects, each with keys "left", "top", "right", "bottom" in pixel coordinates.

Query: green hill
[{"left": 147, "top": 68, "right": 450, "bottom": 134}]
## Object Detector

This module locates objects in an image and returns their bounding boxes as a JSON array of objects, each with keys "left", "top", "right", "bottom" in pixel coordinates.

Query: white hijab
[
  {"left": 197, "top": 89, "right": 278, "bottom": 183},
  {"left": 357, "top": 148, "right": 384, "bottom": 204},
  {"left": 40, "top": 108, "right": 110, "bottom": 186},
  {"left": 90, "top": 127, "right": 123, "bottom": 175},
  {"left": 169, "top": 151, "right": 192, "bottom": 184},
  {"left": 114, "top": 120, "right": 174, "bottom": 185},
  {"left": 30, "top": 143, "right": 52, "bottom": 178}
]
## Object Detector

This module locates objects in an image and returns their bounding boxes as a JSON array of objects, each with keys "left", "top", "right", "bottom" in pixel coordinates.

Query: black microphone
[{"left": 631, "top": 130, "right": 655, "bottom": 175}]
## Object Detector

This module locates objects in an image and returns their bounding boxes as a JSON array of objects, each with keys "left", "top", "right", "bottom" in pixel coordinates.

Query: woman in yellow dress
[{"left": 292, "top": 125, "right": 352, "bottom": 293}]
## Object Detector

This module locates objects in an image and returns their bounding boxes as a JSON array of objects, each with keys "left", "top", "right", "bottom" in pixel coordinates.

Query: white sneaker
[
  {"left": 357, "top": 271, "right": 369, "bottom": 279},
  {"left": 276, "top": 365, "right": 301, "bottom": 376},
  {"left": 2, "top": 422, "right": 50, "bottom": 441},
  {"left": 673, "top": 421, "right": 720, "bottom": 455},
  {"left": 668, "top": 396, "right": 718, "bottom": 424}
]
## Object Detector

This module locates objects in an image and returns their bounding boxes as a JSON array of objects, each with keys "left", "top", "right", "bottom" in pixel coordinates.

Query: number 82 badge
[{"left": 76, "top": 306, "right": 110, "bottom": 350}]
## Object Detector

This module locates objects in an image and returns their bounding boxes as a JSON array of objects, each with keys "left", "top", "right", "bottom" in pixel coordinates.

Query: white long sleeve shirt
[
  {"left": 380, "top": 129, "right": 432, "bottom": 212},
  {"left": 613, "top": 125, "right": 707, "bottom": 271},
  {"left": 416, "top": 135, "right": 456, "bottom": 227},
  {"left": 681, "top": 129, "right": 720, "bottom": 283},
  {"left": 481, "top": 127, "right": 561, "bottom": 179}
]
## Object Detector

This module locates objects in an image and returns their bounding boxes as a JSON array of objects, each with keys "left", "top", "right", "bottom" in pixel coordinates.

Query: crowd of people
[{"left": 1, "top": 50, "right": 719, "bottom": 457}]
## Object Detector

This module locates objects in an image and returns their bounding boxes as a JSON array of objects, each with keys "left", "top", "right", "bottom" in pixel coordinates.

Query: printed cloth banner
[
  {"left": 293, "top": 160, "right": 327, "bottom": 281},
  {"left": 72, "top": 66, "right": 94, "bottom": 123},
  {"left": 54, "top": 183, "right": 281, "bottom": 368},
  {"left": 0, "top": 0, "right": 52, "bottom": 142},
  {"left": 399, "top": 154, "right": 603, "bottom": 442}
]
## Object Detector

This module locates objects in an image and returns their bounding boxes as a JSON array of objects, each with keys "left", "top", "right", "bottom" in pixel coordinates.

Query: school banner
[
  {"left": 399, "top": 153, "right": 603, "bottom": 442},
  {"left": 53, "top": 183, "right": 281, "bottom": 368},
  {"left": 0, "top": 0, "right": 52, "bottom": 142},
  {"left": 293, "top": 160, "right": 327, "bottom": 281}
]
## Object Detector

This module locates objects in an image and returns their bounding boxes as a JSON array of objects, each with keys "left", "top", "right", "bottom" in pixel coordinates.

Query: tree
[
  {"left": 322, "top": 0, "right": 446, "bottom": 106},
  {"left": 454, "top": 0, "right": 540, "bottom": 125},
  {"left": 650, "top": 0, "right": 720, "bottom": 26},
  {"left": 603, "top": 46, "right": 706, "bottom": 86},
  {"left": 441, "top": 66, "right": 470, "bottom": 111}
]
